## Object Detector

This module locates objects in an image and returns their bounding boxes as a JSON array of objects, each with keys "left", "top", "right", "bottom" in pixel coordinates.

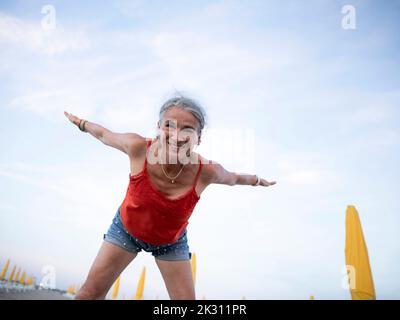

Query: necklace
[
  {"left": 161, "top": 163, "right": 184, "bottom": 183},
  {"left": 155, "top": 136, "right": 186, "bottom": 183}
]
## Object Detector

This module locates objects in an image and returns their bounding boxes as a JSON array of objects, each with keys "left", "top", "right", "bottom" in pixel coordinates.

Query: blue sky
[{"left": 0, "top": 0, "right": 399, "bottom": 299}]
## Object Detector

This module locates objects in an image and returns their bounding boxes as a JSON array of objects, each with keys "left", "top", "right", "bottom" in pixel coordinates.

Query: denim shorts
[{"left": 103, "top": 206, "right": 192, "bottom": 261}]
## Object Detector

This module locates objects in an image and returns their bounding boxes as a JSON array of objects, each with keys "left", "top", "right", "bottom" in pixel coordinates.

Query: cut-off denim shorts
[{"left": 103, "top": 206, "right": 192, "bottom": 261}]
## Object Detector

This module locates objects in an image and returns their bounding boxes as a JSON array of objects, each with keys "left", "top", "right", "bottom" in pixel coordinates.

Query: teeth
[{"left": 168, "top": 140, "right": 185, "bottom": 147}]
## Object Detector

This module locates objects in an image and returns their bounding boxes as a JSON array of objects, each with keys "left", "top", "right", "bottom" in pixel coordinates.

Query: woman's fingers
[
  {"left": 64, "top": 111, "right": 81, "bottom": 126},
  {"left": 64, "top": 111, "right": 73, "bottom": 120},
  {"left": 260, "top": 179, "right": 277, "bottom": 187},
  {"left": 64, "top": 111, "right": 71, "bottom": 120}
]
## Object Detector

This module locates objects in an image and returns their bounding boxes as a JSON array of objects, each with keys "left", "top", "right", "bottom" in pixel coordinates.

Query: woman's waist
[
  {"left": 121, "top": 202, "right": 190, "bottom": 225},
  {"left": 119, "top": 205, "right": 188, "bottom": 245}
]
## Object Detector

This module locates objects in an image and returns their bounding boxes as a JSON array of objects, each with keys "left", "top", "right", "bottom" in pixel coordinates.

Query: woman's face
[{"left": 157, "top": 106, "right": 200, "bottom": 158}]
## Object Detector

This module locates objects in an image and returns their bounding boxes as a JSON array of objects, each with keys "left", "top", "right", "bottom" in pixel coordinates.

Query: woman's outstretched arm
[
  {"left": 63, "top": 111, "right": 142, "bottom": 155},
  {"left": 208, "top": 160, "right": 276, "bottom": 187}
]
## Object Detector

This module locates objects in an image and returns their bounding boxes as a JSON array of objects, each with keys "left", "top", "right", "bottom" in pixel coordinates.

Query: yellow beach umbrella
[
  {"left": 191, "top": 253, "right": 196, "bottom": 286},
  {"left": 8, "top": 266, "right": 16, "bottom": 282},
  {"left": 14, "top": 268, "right": 21, "bottom": 282},
  {"left": 134, "top": 266, "right": 146, "bottom": 300},
  {"left": 112, "top": 275, "right": 121, "bottom": 300},
  {"left": 1, "top": 259, "right": 10, "bottom": 280},
  {"left": 345, "top": 205, "right": 376, "bottom": 300},
  {"left": 66, "top": 285, "right": 75, "bottom": 295},
  {"left": 26, "top": 276, "right": 34, "bottom": 286},
  {"left": 19, "top": 271, "right": 26, "bottom": 285}
]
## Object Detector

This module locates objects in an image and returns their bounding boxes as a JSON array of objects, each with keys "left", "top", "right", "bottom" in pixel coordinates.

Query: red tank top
[{"left": 120, "top": 138, "right": 203, "bottom": 245}]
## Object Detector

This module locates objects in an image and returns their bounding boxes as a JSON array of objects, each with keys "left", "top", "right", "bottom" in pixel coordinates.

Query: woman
[{"left": 64, "top": 95, "right": 276, "bottom": 300}]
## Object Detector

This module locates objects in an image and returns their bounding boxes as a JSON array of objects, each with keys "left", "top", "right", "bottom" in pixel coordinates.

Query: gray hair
[{"left": 159, "top": 95, "right": 207, "bottom": 136}]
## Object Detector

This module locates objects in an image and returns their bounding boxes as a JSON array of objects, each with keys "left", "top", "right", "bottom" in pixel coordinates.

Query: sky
[{"left": 0, "top": 0, "right": 399, "bottom": 299}]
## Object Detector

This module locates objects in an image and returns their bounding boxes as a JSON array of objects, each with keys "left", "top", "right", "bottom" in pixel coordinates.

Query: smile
[{"left": 167, "top": 139, "right": 187, "bottom": 149}]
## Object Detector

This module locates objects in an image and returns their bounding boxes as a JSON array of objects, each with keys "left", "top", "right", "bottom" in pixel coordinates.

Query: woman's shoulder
[
  {"left": 193, "top": 153, "right": 217, "bottom": 185},
  {"left": 128, "top": 134, "right": 149, "bottom": 158}
]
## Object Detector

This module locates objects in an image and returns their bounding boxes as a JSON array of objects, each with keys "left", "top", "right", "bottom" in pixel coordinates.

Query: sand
[{"left": 0, "top": 288, "right": 71, "bottom": 300}]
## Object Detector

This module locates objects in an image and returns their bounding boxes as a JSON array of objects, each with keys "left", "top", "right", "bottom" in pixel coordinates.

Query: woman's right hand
[{"left": 64, "top": 111, "right": 81, "bottom": 127}]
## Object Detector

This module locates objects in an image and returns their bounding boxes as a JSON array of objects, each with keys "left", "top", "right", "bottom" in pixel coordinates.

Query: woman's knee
[{"left": 74, "top": 283, "right": 107, "bottom": 300}]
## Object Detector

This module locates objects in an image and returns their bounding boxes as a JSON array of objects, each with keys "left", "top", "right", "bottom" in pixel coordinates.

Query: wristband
[
  {"left": 79, "top": 119, "right": 87, "bottom": 132},
  {"left": 253, "top": 175, "right": 261, "bottom": 186}
]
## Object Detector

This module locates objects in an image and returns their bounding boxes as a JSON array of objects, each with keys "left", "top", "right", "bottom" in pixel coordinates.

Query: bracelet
[
  {"left": 253, "top": 175, "right": 261, "bottom": 186},
  {"left": 79, "top": 119, "right": 87, "bottom": 132}
]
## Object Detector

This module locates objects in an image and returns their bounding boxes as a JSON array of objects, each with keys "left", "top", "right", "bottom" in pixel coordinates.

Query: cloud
[
  {"left": 350, "top": 103, "right": 398, "bottom": 126},
  {"left": 146, "top": 29, "right": 296, "bottom": 91},
  {"left": 0, "top": 11, "right": 90, "bottom": 55},
  {"left": 0, "top": 167, "right": 69, "bottom": 196},
  {"left": 281, "top": 168, "right": 338, "bottom": 185}
]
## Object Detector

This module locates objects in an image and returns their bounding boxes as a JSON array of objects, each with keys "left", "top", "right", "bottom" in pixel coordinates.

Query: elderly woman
[{"left": 64, "top": 95, "right": 276, "bottom": 300}]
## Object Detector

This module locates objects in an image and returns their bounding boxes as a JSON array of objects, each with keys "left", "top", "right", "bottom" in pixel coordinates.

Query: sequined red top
[{"left": 120, "top": 138, "right": 202, "bottom": 245}]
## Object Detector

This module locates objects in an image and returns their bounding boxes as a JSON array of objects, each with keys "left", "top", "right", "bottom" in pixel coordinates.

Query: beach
[{"left": 0, "top": 288, "right": 70, "bottom": 300}]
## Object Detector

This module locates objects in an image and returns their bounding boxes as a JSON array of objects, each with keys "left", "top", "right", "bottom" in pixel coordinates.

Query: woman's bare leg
[
  {"left": 155, "top": 258, "right": 195, "bottom": 300},
  {"left": 75, "top": 241, "right": 138, "bottom": 300}
]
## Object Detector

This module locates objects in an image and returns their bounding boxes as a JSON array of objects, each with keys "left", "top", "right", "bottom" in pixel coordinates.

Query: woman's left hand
[{"left": 259, "top": 179, "right": 277, "bottom": 187}]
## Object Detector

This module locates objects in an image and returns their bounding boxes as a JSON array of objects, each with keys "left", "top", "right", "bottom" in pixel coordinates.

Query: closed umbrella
[
  {"left": 112, "top": 275, "right": 121, "bottom": 300},
  {"left": 134, "top": 266, "right": 146, "bottom": 300},
  {"left": 191, "top": 252, "right": 196, "bottom": 286},
  {"left": 345, "top": 205, "right": 376, "bottom": 300},
  {"left": 0, "top": 259, "right": 10, "bottom": 281}
]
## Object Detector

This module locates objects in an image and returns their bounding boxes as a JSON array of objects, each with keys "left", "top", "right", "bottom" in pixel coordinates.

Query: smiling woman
[{"left": 63, "top": 93, "right": 276, "bottom": 300}]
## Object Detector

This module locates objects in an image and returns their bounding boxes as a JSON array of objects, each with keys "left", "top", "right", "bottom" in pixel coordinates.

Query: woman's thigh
[
  {"left": 76, "top": 241, "right": 138, "bottom": 299},
  {"left": 150, "top": 229, "right": 192, "bottom": 261},
  {"left": 155, "top": 258, "right": 195, "bottom": 300}
]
